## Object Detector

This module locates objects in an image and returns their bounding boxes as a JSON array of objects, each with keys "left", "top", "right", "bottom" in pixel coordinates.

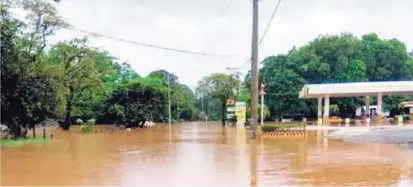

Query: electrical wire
[
  {"left": 259, "top": 0, "right": 282, "bottom": 45},
  {"left": 234, "top": 0, "right": 282, "bottom": 72},
  {"left": 238, "top": 58, "right": 251, "bottom": 69},
  {"left": 65, "top": 27, "right": 236, "bottom": 57}
]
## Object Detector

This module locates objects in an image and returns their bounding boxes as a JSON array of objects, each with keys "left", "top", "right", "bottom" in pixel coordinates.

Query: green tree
[
  {"left": 104, "top": 77, "right": 167, "bottom": 126},
  {"left": 172, "top": 84, "right": 198, "bottom": 121},
  {"left": 259, "top": 55, "right": 309, "bottom": 120},
  {"left": 256, "top": 33, "right": 413, "bottom": 119},
  {"left": 196, "top": 73, "right": 238, "bottom": 126},
  {"left": 361, "top": 33, "right": 411, "bottom": 81},
  {"left": 148, "top": 70, "right": 198, "bottom": 122},
  {"left": 45, "top": 39, "right": 103, "bottom": 130},
  {"left": 1, "top": 1, "right": 65, "bottom": 138},
  {"left": 70, "top": 52, "right": 139, "bottom": 122},
  {"left": 148, "top": 69, "right": 178, "bottom": 86}
]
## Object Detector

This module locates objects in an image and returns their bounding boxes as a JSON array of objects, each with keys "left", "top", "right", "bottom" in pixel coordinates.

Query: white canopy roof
[{"left": 299, "top": 81, "right": 413, "bottom": 99}]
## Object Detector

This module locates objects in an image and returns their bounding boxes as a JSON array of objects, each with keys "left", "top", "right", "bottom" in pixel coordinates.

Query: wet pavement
[{"left": 1, "top": 122, "right": 413, "bottom": 186}]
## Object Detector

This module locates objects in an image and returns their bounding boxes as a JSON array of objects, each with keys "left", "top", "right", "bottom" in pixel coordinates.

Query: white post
[
  {"left": 317, "top": 97, "right": 323, "bottom": 125},
  {"left": 377, "top": 92, "right": 383, "bottom": 125},
  {"left": 205, "top": 116, "right": 208, "bottom": 128},
  {"left": 345, "top": 118, "right": 350, "bottom": 127},
  {"left": 365, "top": 95, "right": 370, "bottom": 117},
  {"left": 377, "top": 93, "right": 382, "bottom": 117},
  {"left": 260, "top": 94, "right": 264, "bottom": 126}
]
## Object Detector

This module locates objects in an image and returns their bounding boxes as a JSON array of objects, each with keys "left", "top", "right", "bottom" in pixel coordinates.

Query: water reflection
[
  {"left": 1, "top": 124, "right": 413, "bottom": 186},
  {"left": 330, "top": 126, "right": 413, "bottom": 144}
]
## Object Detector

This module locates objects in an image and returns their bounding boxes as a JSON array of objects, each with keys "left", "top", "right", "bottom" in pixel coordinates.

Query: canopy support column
[
  {"left": 376, "top": 92, "right": 383, "bottom": 125},
  {"left": 323, "top": 94, "right": 330, "bottom": 125},
  {"left": 365, "top": 95, "right": 370, "bottom": 117},
  {"left": 317, "top": 97, "right": 323, "bottom": 125}
]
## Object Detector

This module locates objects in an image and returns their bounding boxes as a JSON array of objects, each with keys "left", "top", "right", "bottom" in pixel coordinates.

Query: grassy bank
[
  {"left": 261, "top": 123, "right": 306, "bottom": 132},
  {"left": 0, "top": 137, "right": 49, "bottom": 147}
]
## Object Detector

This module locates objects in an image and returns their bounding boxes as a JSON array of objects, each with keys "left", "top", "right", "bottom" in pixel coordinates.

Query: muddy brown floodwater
[{"left": 2, "top": 122, "right": 413, "bottom": 186}]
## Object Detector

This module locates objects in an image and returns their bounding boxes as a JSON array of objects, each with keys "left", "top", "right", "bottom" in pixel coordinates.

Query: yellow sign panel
[
  {"left": 226, "top": 99, "right": 235, "bottom": 106},
  {"left": 235, "top": 108, "right": 246, "bottom": 123}
]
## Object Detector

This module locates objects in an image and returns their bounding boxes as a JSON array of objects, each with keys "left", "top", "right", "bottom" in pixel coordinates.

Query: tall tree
[
  {"left": 148, "top": 69, "right": 178, "bottom": 86},
  {"left": 1, "top": 0, "right": 66, "bottom": 138},
  {"left": 148, "top": 70, "right": 198, "bottom": 122},
  {"left": 256, "top": 33, "right": 413, "bottom": 119},
  {"left": 196, "top": 73, "right": 238, "bottom": 126},
  {"left": 45, "top": 39, "right": 103, "bottom": 130},
  {"left": 105, "top": 77, "right": 167, "bottom": 126}
]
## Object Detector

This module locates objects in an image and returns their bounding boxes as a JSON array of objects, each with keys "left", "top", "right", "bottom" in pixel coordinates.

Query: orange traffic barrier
[{"left": 262, "top": 130, "right": 308, "bottom": 139}]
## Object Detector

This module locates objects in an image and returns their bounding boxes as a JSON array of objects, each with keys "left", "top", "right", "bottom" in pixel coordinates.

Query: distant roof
[{"left": 299, "top": 81, "right": 413, "bottom": 99}]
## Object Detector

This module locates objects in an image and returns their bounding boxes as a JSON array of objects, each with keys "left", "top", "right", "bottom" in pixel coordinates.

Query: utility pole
[
  {"left": 168, "top": 73, "right": 171, "bottom": 126},
  {"left": 250, "top": 0, "right": 259, "bottom": 138}
]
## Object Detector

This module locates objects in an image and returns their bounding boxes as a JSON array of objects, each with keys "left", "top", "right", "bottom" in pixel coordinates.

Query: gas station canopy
[{"left": 299, "top": 81, "right": 413, "bottom": 99}]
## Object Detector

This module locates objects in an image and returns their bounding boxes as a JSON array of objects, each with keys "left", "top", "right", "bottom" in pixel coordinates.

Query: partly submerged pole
[{"left": 250, "top": 0, "right": 259, "bottom": 138}]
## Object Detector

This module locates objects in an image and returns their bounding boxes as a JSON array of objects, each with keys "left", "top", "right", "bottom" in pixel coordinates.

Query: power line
[
  {"left": 65, "top": 27, "right": 236, "bottom": 57},
  {"left": 238, "top": 58, "right": 251, "bottom": 69},
  {"left": 233, "top": 0, "right": 282, "bottom": 72},
  {"left": 259, "top": 0, "right": 282, "bottom": 45}
]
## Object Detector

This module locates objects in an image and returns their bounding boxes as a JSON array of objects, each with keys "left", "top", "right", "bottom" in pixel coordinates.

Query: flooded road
[{"left": 2, "top": 122, "right": 413, "bottom": 186}]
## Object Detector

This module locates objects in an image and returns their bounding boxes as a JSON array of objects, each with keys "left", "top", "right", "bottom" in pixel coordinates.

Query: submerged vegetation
[
  {"left": 0, "top": 138, "right": 49, "bottom": 147},
  {"left": 1, "top": 0, "right": 412, "bottom": 141},
  {"left": 1, "top": 0, "right": 199, "bottom": 139},
  {"left": 78, "top": 119, "right": 95, "bottom": 133},
  {"left": 261, "top": 123, "right": 306, "bottom": 132}
]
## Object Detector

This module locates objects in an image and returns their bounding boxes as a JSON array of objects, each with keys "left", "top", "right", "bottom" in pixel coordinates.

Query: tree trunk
[
  {"left": 10, "top": 124, "right": 27, "bottom": 139},
  {"left": 63, "top": 96, "right": 72, "bottom": 130},
  {"left": 10, "top": 121, "right": 22, "bottom": 139},
  {"left": 32, "top": 125, "right": 36, "bottom": 138},
  {"left": 221, "top": 99, "right": 226, "bottom": 127}
]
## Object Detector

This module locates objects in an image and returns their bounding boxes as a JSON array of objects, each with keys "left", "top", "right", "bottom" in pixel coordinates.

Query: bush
[
  {"left": 261, "top": 125, "right": 279, "bottom": 132},
  {"left": 87, "top": 119, "right": 96, "bottom": 125},
  {"left": 79, "top": 124, "right": 93, "bottom": 133},
  {"left": 76, "top": 118, "right": 84, "bottom": 125},
  {"left": 261, "top": 123, "right": 305, "bottom": 132}
]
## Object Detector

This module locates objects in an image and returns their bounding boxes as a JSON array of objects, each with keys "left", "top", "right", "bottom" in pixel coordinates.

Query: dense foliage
[
  {"left": 1, "top": 0, "right": 198, "bottom": 138},
  {"left": 2, "top": 0, "right": 413, "bottom": 139},
  {"left": 1, "top": 1, "right": 65, "bottom": 138},
  {"left": 261, "top": 123, "right": 305, "bottom": 132},
  {"left": 252, "top": 33, "right": 413, "bottom": 120},
  {"left": 196, "top": 73, "right": 238, "bottom": 126}
]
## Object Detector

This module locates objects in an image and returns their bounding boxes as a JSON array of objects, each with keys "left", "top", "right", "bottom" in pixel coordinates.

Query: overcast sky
[{"left": 48, "top": 0, "right": 413, "bottom": 89}]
